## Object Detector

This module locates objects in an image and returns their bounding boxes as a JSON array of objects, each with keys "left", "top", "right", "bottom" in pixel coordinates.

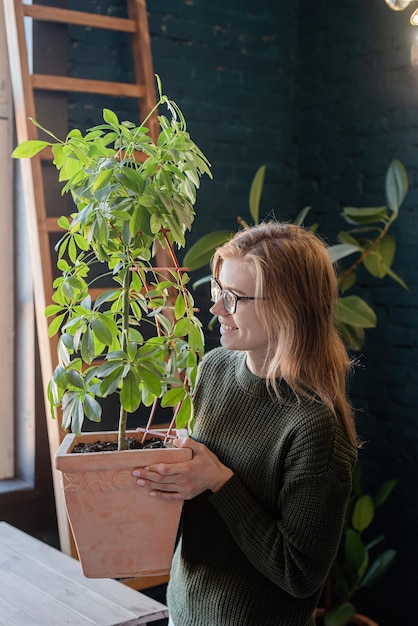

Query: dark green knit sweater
[{"left": 167, "top": 348, "right": 357, "bottom": 626}]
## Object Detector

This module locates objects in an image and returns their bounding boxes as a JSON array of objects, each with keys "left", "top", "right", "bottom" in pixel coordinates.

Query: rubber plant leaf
[
  {"left": 345, "top": 528, "right": 368, "bottom": 573},
  {"left": 373, "top": 479, "right": 398, "bottom": 507},
  {"left": 336, "top": 296, "right": 377, "bottom": 328},
  {"left": 183, "top": 231, "right": 232, "bottom": 270},
  {"left": 293, "top": 205, "right": 312, "bottom": 226},
  {"left": 338, "top": 322, "right": 365, "bottom": 351},
  {"left": 327, "top": 243, "right": 359, "bottom": 264},
  {"left": 363, "top": 236, "right": 395, "bottom": 279},
  {"left": 249, "top": 164, "right": 265, "bottom": 224},
  {"left": 361, "top": 549, "right": 397, "bottom": 587},
  {"left": 352, "top": 494, "right": 374, "bottom": 532},
  {"left": 385, "top": 159, "right": 408, "bottom": 214},
  {"left": 341, "top": 205, "right": 388, "bottom": 225}
]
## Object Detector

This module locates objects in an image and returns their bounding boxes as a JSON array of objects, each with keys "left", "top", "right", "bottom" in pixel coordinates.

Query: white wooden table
[{"left": 0, "top": 522, "right": 169, "bottom": 625}]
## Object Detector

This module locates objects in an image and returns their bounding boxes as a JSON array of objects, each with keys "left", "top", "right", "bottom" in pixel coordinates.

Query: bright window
[
  {"left": 0, "top": 0, "right": 35, "bottom": 490},
  {"left": 0, "top": 2, "right": 14, "bottom": 481}
]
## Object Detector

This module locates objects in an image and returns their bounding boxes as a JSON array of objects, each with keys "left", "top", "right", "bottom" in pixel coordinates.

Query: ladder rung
[
  {"left": 23, "top": 4, "right": 136, "bottom": 33},
  {"left": 45, "top": 217, "right": 63, "bottom": 233},
  {"left": 32, "top": 74, "right": 145, "bottom": 98}
]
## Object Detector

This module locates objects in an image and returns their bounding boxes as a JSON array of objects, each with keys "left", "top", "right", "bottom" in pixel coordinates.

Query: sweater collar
[{"left": 234, "top": 352, "right": 272, "bottom": 397}]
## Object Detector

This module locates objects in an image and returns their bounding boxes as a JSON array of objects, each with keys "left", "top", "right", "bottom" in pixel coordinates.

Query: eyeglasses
[{"left": 210, "top": 277, "right": 257, "bottom": 314}]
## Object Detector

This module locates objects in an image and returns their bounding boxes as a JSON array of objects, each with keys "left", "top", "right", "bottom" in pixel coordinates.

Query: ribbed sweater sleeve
[{"left": 167, "top": 348, "right": 357, "bottom": 626}]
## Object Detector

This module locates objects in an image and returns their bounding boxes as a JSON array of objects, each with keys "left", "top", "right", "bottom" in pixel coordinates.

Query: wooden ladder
[{"left": 3, "top": 0, "right": 162, "bottom": 586}]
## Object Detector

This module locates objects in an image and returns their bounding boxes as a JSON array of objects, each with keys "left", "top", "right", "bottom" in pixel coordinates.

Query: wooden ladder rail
[{"left": 3, "top": 0, "right": 158, "bottom": 565}]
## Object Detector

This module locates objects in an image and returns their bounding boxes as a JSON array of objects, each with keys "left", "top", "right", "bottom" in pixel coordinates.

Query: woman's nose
[{"left": 209, "top": 297, "right": 226, "bottom": 316}]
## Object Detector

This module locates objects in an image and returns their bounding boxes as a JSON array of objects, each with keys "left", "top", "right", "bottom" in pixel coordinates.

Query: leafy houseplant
[
  {"left": 184, "top": 160, "right": 408, "bottom": 351},
  {"left": 314, "top": 464, "right": 397, "bottom": 626},
  {"left": 12, "top": 77, "right": 212, "bottom": 578}
]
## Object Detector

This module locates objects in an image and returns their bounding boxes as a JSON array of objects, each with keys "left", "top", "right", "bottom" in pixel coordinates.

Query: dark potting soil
[{"left": 71, "top": 437, "right": 166, "bottom": 453}]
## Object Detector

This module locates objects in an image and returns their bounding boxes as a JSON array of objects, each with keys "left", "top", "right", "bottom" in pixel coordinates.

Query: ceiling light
[
  {"left": 385, "top": 0, "right": 415, "bottom": 10},
  {"left": 385, "top": 0, "right": 418, "bottom": 24}
]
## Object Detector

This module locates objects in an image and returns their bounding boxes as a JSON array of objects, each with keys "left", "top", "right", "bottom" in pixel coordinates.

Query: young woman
[{"left": 133, "top": 221, "right": 359, "bottom": 626}]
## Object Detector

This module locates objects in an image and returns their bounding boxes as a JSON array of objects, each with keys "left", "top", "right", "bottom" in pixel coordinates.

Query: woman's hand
[{"left": 132, "top": 437, "right": 234, "bottom": 501}]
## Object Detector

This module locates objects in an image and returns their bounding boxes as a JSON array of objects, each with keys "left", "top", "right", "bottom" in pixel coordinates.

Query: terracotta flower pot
[
  {"left": 314, "top": 608, "right": 379, "bottom": 626},
  {"left": 55, "top": 429, "right": 191, "bottom": 579}
]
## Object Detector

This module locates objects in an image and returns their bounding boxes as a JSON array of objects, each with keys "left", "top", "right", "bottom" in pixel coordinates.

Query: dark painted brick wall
[
  {"left": 297, "top": 2, "right": 418, "bottom": 624},
  {"left": 68, "top": 0, "right": 295, "bottom": 244},
  {"left": 66, "top": 1, "right": 416, "bottom": 623}
]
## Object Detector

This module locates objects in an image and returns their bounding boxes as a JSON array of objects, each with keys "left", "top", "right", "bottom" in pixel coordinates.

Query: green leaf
[
  {"left": 103, "top": 108, "right": 120, "bottom": 128},
  {"left": 161, "top": 386, "right": 185, "bottom": 407},
  {"left": 363, "top": 236, "right": 395, "bottom": 279},
  {"left": 352, "top": 494, "right": 374, "bottom": 532},
  {"left": 12, "top": 140, "right": 51, "bottom": 158},
  {"left": 137, "top": 364, "right": 162, "bottom": 396},
  {"left": 342, "top": 205, "right": 388, "bottom": 225},
  {"left": 188, "top": 320, "right": 204, "bottom": 356},
  {"left": 71, "top": 396, "right": 85, "bottom": 435},
  {"left": 62, "top": 391, "right": 84, "bottom": 434},
  {"left": 150, "top": 212, "right": 162, "bottom": 234},
  {"left": 66, "top": 369, "right": 84, "bottom": 389},
  {"left": 339, "top": 271, "right": 356, "bottom": 293},
  {"left": 48, "top": 313, "right": 66, "bottom": 337},
  {"left": 385, "top": 266, "right": 409, "bottom": 290},
  {"left": 99, "top": 365, "right": 124, "bottom": 396},
  {"left": 293, "top": 206, "right": 312, "bottom": 227},
  {"left": 338, "top": 322, "right": 365, "bottom": 351},
  {"left": 138, "top": 193, "right": 156, "bottom": 207},
  {"left": 175, "top": 394, "right": 192, "bottom": 429},
  {"left": 183, "top": 231, "right": 232, "bottom": 270},
  {"left": 361, "top": 549, "right": 397, "bottom": 587},
  {"left": 97, "top": 360, "right": 125, "bottom": 377},
  {"left": 323, "top": 603, "right": 356, "bottom": 626},
  {"left": 336, "top": 296, "right": 377, "bottom": 329},
  {"left": 345, "top": 528, "right": 368, "bottom": 572},
  {"left": 81, "top": 325, "right": 95, "bottom": 363},
  {"left": 91, "top": 317, "right": 114, "bottom": 345},
  {"left": 374, "top": 479, "right": 398, "bottom": 507},
  {"left": 385, "top": 159, "right": 408, "bottom": 213},
  {"left": 83, "top": 394, "right": 102, "bottom": 422},
  {"left": 93, "top": 168, "right": 113, "bottom": 191},
  {"left": 174, "top": 318, "right": 192, "bottom": 337},
  {"left": 118, "top": 166, "right": 144, "bottom": 194},
  {"left": 120, "top": 369, "right": 141, "bottom": 412},
  {"left": 327, "top": 243, "right": 359, "bottom": 265},
  {"left": 174, "top": 293, "right": 186, "bottom": 319},
  {"left": 249, "top": 165, "right": 265, "bottom": 224},
  {"left": 94, "top": 289, "right": 121, "bottom": 309}
]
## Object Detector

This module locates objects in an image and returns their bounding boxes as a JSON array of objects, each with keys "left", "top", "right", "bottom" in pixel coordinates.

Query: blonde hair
[{"left": 212, "top": 221, "right": 358, "bottom": 448}]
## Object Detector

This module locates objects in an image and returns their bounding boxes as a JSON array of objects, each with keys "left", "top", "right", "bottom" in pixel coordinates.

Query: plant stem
[
  {"left": 118, "top": 261, "right": 131, "bottom": 451},
  {"left": 338, "top": 215, "right": 395, "bottom": 285}
]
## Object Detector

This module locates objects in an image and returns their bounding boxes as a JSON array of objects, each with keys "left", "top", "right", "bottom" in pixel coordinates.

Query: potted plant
[
  {"left": 314, "top": 463, "right": 397, "bottom": 626},
  {"left": 12, "top": 76, "right": 212, "bottom": 578}
]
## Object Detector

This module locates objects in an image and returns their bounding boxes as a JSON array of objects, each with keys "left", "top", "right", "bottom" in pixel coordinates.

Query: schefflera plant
[{"left": 13, "top": 78, "right": 212, "bottom": 450}]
